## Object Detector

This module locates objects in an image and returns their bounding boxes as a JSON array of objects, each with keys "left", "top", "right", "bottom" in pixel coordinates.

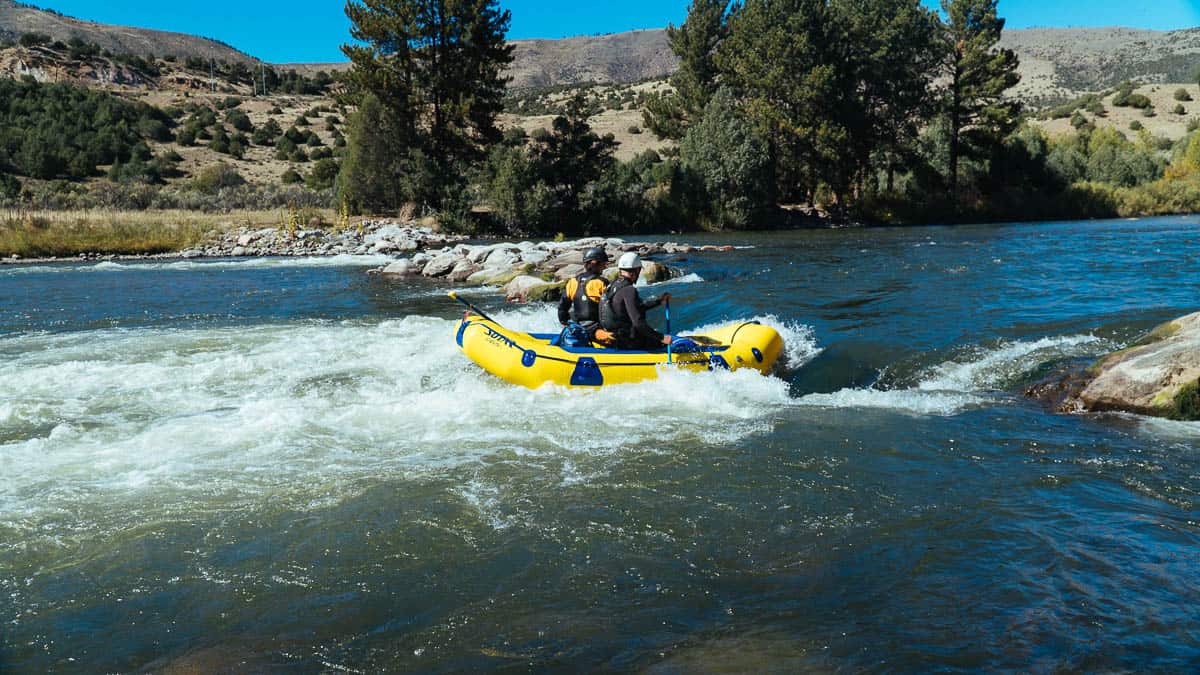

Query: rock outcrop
[{"left": 1031, "top": 312, "right": 1200, "bottom": 420}]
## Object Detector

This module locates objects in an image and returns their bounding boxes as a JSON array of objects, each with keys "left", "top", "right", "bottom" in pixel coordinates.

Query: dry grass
[{"left": 0, "top": 209, "right": 314, "bottom": 258}]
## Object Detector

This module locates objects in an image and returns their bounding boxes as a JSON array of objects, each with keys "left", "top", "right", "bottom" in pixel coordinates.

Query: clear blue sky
[{"left": 32, "top": 0, "right": 1200, "bottom": 64}]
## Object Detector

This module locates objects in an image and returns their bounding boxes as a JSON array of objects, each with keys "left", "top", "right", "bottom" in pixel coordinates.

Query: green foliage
[
  {"left": 680, "top": 88, "right": 773, "bottom": 228},
  {"left": 252, "top": 118, "right": 282, "bottom": 145},
  {"left": 1129, "top": 120, "right": 1144, "bottom": 131},
  {"left": 225, "top": 109, "right": 254, "bottom": 132},
  {"left": 1174, "top": 103, "right": 1187, "bottom": 116},
  {"left": 0, "top": 79, "right": 173, "bottom": 180},
  {"left": 19, "top": 33, "right": 51, "bottom": 48},
  {"left": 281, "top": 167, "right": 303, "bottom": 185},
  {"left": 1170, "top": 379, "right": 1200, "bottom": 421},
  {"left": 342, "top": 0, "right": 514, "bottom": 211},
  {"left": 644, "top": 0, "right": 727, "bottom": 140},
  {"left": 1175, "top": 88, "right": 1193, "bottom": 102},
  {"left": 0, "top": 172, "right": 20, "bottom": 202},
  {"left": 192, "top": 163, "right": 245, "bottom": 194},
  {"left": 939, "top": 0, "right": 1022, "bottom": 201},
  {"left": 305, "top": 158, "right": 340, "bottom": 190}
]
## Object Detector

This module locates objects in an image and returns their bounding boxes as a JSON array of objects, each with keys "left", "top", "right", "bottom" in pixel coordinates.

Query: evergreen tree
[
  {"left": 644, "top": 0, "right": 727, "bottom": 140},
  {"left": 939, "top": 0, "right": 1021, "bottom": 201},
  {"left": 341, "top": 0, "right": 513, "bottom": 211}
]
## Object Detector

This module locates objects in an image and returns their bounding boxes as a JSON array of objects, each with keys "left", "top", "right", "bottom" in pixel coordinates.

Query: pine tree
[
  {"left": 940, "top": 0, "right": 1021, "bottom": 201},
  {"left": 341, "top": 0, "right": 513, "bottom": 211},
  {"left": 644, "top": 0, "right": 727, "bottom": 140}
]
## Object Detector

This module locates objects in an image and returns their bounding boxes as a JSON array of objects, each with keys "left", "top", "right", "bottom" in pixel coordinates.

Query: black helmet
[{"left": 583, "top": 246, "right": 609, "bottom": 263}]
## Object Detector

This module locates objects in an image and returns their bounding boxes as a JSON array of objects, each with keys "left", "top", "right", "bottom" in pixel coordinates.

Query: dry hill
[{"left": 0, "top": 0, "right": 258, "bottom": 64}]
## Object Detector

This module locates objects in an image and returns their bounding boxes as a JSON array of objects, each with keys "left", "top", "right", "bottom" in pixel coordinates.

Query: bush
[
  {"left": 1190, "top": 118, "right": 1200, "bottom": 133},
  {"left": 1070, "top": 112, "right": 1088, "bottom": 129},
  {"left": 19, "top": 33, "right": 52, "bottom": 48},
  {"left": 679, "top": 88, "right": 773, "bottom": 228},
  {"left": 289, "top": 147, "right": 309, "bottom": 162},
  {"left": 175, "top": 126, "right": 196, "bottom": 146},
  {"left": 1143, "top": 107, "right": 1157, "bottom": 118},
  {"left": 1130, "top": 120, "right": 1144, "bottom": 131},
  {"left": 281, "top": 167, "right": 302, "bottom": 184},
  {"left": 628, "top": 125, "right": 642, "bottom": 135},
  {"left": 305, "top": 158, "right": 339, "bottom": 190},
  {"left": 192, "top": 162, "right": 246, "bottom": 194},
  {"left": 1176, "top": 88, "right": 1193, "bottom": 102},
  {"left": 1174, "top": 104, "right": 1187, "bottom": 116},
  {"left": 295, "top": 115, "right": 309, "bottom": 127},
  {"left": 225, "top": 109, "right": 254, "bottom": 132}
]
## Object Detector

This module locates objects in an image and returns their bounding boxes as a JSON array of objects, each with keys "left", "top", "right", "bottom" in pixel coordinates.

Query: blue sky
[{"left": 32, "top": 0, "right": 1200, "bottom": 64}]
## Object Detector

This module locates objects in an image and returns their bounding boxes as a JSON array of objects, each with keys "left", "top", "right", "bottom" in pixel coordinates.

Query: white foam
[
  {"left": 792, "top": 334, "right": 1111, "bottom": 416},
  {"left": 795, "top": 388, "right": 986, "bottom": 416},
  {"left": 0, "top": 314, "right": 799, "bottom": 535},
  {"left": 917, "top": 334, "right": 1110, "bottom": 392}
]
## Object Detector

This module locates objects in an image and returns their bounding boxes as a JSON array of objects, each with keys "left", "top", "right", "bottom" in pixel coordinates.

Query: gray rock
[
  {"left": 503, "top": 275, "right": 548, "bottom": 302},
  {"left": 231, "top": 246, "right": 248, "bottom": 257},
  {"left": 1063, "top": 312, "right": 1200, "bottom": 419},
  {"left": 236, "top": 233, "right": 256, "bottom": 247},
  {"left": 422, "top": 253, "right": 460, "bottom": 278},
  {"left": 466, "top": 263, "right": 536, "bottom": 287},
  {"left": 379, "top": 259, "right": 417, "bottom": 277},
  {"left": 447, "top": 260, "right": 481, "bottom": 282},
  {"left": 484, "top": 248, "right": 521, "bottom": 269},
  {"left": 554, "top": 263, "right": 585, "bottom": 281},
  {"left": 519, "top": 250, "right": 551, "bottom": 266}
]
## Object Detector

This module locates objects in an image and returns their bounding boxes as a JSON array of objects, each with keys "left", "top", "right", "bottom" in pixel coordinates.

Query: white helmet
[{"left": 617, "top": 252, "right": 643, "bottom": 270}]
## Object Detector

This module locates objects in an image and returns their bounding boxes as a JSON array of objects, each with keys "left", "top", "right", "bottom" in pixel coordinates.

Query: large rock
[
  {"left": 447, "top": 260, "right": 481, "bottom": 282},
  {"left": 640, "top": 261, "right": 673, "bottom": 284},
  {"left": 1055, "top": 312, "right": 1200, "bottom": 419},
  {"left": 466, "top": 263, "right": 536, "bottom": 287},
  {"left": 554, "top": 263, "right": 585, "bottom": 281},
  {"left": 503, "top": 275, "right": 566, "bottom": 303},
  {"left": 378, "top": 259, "right": 418, "bottom": 277},
  {"left": 421, "top": 253, "right": 460, "bottom": 278}
]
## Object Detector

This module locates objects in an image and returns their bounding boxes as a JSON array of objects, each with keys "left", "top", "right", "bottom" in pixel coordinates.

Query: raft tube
[{"left": 454, "top": 314, "right": 784, "bottom": 389}]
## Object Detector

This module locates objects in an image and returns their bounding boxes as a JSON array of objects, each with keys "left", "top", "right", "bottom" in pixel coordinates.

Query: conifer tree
[
  {"left": 644, "top": 0, "right": 727, "bottom": 140},
  {"left": 341, "top": 0, "right": 513, "bottom": 210},
  {"left": 939, "top": 0, "right": 1021, "bottom": 200}
]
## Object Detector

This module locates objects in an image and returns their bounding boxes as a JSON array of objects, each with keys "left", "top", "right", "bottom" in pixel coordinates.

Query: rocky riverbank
[
  {"left": 1, "top": 219, "right": 733, "bottom": 303},
  {"left": 1026, "top": 311, "right": 1200, "bottom": 420}
]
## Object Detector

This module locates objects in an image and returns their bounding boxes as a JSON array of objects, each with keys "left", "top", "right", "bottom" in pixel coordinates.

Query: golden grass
[{"left": 0, "top": 209, "right": 334, "bottom": 258}]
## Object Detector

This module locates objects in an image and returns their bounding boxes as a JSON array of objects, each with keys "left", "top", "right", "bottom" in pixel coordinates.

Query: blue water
[{"left": 1, "top": 218, "right": 1198, "bottom": 671}]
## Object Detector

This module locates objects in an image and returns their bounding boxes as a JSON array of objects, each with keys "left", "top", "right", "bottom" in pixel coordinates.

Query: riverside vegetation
[{"left": 5, "top": 0, "right": 1200, "bottom": 259}]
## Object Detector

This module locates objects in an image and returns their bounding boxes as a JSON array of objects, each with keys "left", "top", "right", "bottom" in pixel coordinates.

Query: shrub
[
  {"left": 217, "top": 96, "right": 242, "bottom": 110},
  {"left": 628, "top": 125, "right": 642, "bottom": 134},
  {"left": 1130, "top": 120, "right": 1144, "bottom": 131},
  {"left": 19, "top": 33, "right": 52, "bottom": 48},
  {"left": 1175, "top": 88, "right": 1193, "bottom": 102},
  {"left": 225, "top": 109, "right": 254, "bottom": 132},
  {"left": 1143, "top": 106, "right": 1157, "bottom": 118},
  {"left": 192, "top": 162, "right": 246, "bottom": 194},
  {"left": 1070, "top": 112, "right": 1088, "bottom": 129},
  {"left": 281, "top": 167, "right": 302, "bottom": 184},
  {"left": 175, "top": 126, "right": 196, "bottom": 146},
  {"left": 305, "top": 158, "right": 339, "bottom": 190},
  {"left": 1189, "top": 118, "right": 1200, "bottom": 132},
  {"left": 295, "top": 115, "right": 309, "bottom": 127},
  {"left": 290, "top": 147, "right": 309, "bottom": 162},
  {"left": 1174, "top": 103, "right": 1187, "bottom": 115}
]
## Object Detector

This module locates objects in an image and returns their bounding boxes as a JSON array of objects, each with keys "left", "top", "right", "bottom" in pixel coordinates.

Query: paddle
[
  {"left": 665, "top": 296, "right": 672, "bottom": 364},
  {"left": 448, "top": 291, "right": 496, "bottom": 323}
]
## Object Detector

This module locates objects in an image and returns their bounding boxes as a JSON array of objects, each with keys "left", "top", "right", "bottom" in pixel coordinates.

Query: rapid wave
[
  {"left": 0, "top": 306, "right": 808, "bottom": 538},
  {"left": 795, "top": 334, "right": 1114, "bottom": 416}
]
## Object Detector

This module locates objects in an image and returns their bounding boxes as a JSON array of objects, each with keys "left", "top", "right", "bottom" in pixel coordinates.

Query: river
[{"left": 2, "top": 217, "right": 1198, "bottom": 671}]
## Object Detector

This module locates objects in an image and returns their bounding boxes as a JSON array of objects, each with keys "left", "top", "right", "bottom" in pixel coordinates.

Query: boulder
[
  {"left": 484, "top": 247, "right": 521, "bottom": 270},
  {"left": 554, "top": 263, "right": 585, "bottom": 281},
  {"left": 466, "top": 263, "right": 536, "bottom": 287},
  {"left": 421, "top": 253, "right": 460, "bottom": 278},
  {"left": 447, "top": 260, "right": 481, "bottom": 282},
  {"left": 379, "top": 259, "right": 418, "bottom": 277},
  {"left": 503, "top": 275, "right": 548, "bottom": 302},
  {"left": 548, "top": 250, "right": 584, "bottom": 267},
  {"left": 1056, "top": 312, "right": 1200, "bottom": 420},
  {"left": 231, "top": 246, "right": 249, "bottom": 257},
  {"left": 519, "top": 249, "right": 551, "bottom": 266},
  {"left": 640, "top": 261, "right": 673, "bottom": 284}
]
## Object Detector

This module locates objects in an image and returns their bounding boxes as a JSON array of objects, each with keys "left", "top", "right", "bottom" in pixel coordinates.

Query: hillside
[{"left": 0, "top": 0, "right": 258, "bottom": 64}]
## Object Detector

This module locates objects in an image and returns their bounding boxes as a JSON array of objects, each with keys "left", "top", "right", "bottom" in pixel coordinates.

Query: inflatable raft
[{"left": 452, "top": 299, "right": 784, "bottom": 389}]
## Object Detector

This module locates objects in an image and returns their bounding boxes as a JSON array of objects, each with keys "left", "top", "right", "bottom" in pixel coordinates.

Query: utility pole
[
  {"left": 261, "top": 63, "right": 267, "bottom": 97},
  {"left": 209, "top": 56, "right": 214, "bottom": 93}
]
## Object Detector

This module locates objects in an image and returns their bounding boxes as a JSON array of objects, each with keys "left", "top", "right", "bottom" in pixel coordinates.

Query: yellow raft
[{"left": 453, "top": 301, "right": 784, "bottom": 389}]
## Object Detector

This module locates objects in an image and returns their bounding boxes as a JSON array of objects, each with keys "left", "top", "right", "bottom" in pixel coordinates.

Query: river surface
[{"left": 2, "top": 218, "right": 1199, "bottom": 672}]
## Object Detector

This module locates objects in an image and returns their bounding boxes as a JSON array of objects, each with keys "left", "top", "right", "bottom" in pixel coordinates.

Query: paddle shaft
[
  {"left": 448, "top": 292, "right": 496, "bottom": 323},
  {"left": 665, "top": 297, "right": 672, "bottom": 364}
]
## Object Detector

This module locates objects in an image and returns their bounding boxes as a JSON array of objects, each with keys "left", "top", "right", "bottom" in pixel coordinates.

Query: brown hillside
[{"left": 0, "top": 0, "right": 258, "bottom": 64}]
